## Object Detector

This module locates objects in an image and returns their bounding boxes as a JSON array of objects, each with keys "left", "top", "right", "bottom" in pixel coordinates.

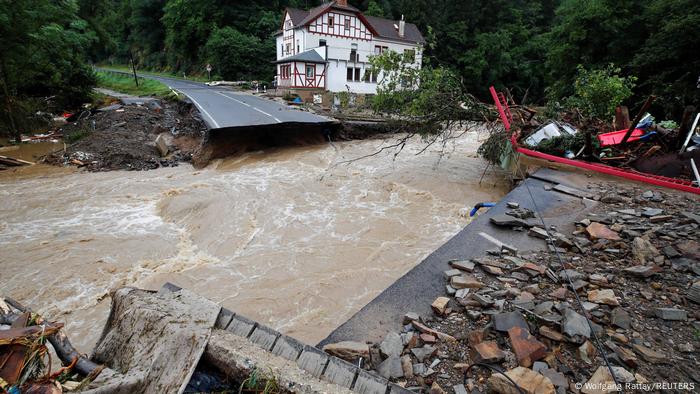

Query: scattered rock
[
  {"left": 582, "top": 366, "right": 634, "bottom": 394},
  {"left": 487, "top": 366, "right": 555, "bottom": 394},
  {"left": 474, "top": 341, "right": 506, "bottom": 363},
  {"left": 632, "top": 344, "right": 666, "bottom": 364},
  {"left": 400, "top": 355, "right": 413, "bottom": 378},
  {"left": 587, "top": 289, "right": 619, "bottom": 306},
  {"left": 623, "top": 265, "right": 660, "bottom": 278},
  {"left": 578, "top": 341, "right": 597, "bottom": 364},
  {"left": 586, "top": 222, "right": 621, "bottom": 241},
  {"left": 411, "top": 346, "right": 436, "bottom": 363},
  {"left": 431, "top": 297, "right": 450, "bottom": 316},
  {"left": 379, "top": 332, "right": 403, "bottom": 358},
  {"left": 490, "top": 214, "right": 534, "bottom": 228},
  {"left": 450, "top": 275, "right": 485, "bottom": 289},
  {"left": 654, "top": 307, "right": 687, "bottom": 321},
  {"left": 539, "top": 326, "right": 564, "bottom": 341},
  {"left": 631, "top": 237, "right": 660, "bottom": 264},
  {"left": 508, "top": 326, "right": 547, "bottom": 367},
  {"left": 322, "top": 341, "right": 369, "bottom": 362},
  {"left": 562, "top": 309, "right": 591, "bottom": 341},
  {"left": 492, "top": 311, "right": 529, "bottom": 333},
  {"left": 377, "top": 355, "right": 403, "bottom": 379},
  {"left": 449, "top": 260, "right": 475, "bottom": 272},
  {"left": 610, "top": 308, "right": 631, "bottom": 329}
]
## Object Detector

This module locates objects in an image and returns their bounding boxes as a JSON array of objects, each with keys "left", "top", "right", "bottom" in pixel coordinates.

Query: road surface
[{"left": 101, "top": 69, "right": 333, "bottom": 129}]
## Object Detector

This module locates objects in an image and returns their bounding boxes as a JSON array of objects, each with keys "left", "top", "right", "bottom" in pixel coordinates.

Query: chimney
[
  {"left": 336, "top": 0, "right": 348, "bottom": 7},
  {"left": 399, "top": 15, "right": 405, "bottom": 38}
]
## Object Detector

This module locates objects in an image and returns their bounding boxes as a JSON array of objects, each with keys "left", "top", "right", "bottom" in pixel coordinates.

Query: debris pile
[
  {"left": 515, "top": 104, "right": 700, "bottom": 186},
  {"left": 323, "top": 184, "right": 699, "bottom": 393},
  {"left": 44, "top": 100, "right": 206, "bottom": 171},
  {"left": 0, "top": 298, "right": 103, "bottom": 393}
]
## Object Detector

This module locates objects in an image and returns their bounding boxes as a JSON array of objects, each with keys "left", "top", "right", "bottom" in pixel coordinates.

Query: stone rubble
[{"left": 321, "top": 183, "right": 699, "bottom": 393}]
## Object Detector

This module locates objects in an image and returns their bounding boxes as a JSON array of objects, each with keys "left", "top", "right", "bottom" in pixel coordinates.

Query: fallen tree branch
[{"left": 3, "top": 297, "right": 104, "bottom": 378}]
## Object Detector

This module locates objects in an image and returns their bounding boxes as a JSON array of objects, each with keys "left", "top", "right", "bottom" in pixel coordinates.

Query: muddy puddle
[{"left": 0, "top": 130, "right": 509, "bottom": 352}]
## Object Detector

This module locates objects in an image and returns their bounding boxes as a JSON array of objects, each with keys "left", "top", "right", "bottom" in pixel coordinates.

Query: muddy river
[{"left": 1, "top": 132, "right": 508, "bottom": 352}]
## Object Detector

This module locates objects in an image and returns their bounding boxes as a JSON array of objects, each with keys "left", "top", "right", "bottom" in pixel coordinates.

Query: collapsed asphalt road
[{"left": 99, "top": 69, "right": 334, "bottom": 129}]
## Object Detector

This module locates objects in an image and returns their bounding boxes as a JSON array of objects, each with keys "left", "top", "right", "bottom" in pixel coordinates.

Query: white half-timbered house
[{"left": 274, "top": 0, "right": 425, "bottom": 99}]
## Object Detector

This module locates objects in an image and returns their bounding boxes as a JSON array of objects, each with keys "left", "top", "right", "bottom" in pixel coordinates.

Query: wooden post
[
  {"left": 620, "top": 96, "right": 655, "bottom": 145},
  {"left": 129, "top": 51, "right": 139, "bottom": 87},
  {"left": 678, "top": 106, "right": 696, "bottom": 149},
  {"left": 614, "top": 106, "right": 630, "bottom": 130}
]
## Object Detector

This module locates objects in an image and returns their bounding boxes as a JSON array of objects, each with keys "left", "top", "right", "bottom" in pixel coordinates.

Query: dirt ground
[{"left": 45, "top": 100, "right": 206, "bottom": 171}]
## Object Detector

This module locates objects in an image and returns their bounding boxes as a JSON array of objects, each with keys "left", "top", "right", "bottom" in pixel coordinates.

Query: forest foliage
[{"left": 2, "top": 0, "right": 699, "bottom": 137}]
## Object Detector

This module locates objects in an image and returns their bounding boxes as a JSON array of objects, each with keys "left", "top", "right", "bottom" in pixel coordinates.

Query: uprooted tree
[{"left": 365, "top": 49, "right": 493, "bottom": 158}]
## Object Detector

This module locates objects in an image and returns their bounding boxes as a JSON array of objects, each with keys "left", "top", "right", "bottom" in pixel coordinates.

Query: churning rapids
[{"left": 0, "top": 132, "right": 508, "bottom": 352}]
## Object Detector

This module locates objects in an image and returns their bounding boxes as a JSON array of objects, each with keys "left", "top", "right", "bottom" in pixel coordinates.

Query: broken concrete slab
[
  {"left": 449, "top": 259, "right": 475, "bottom": 272},
  {"left": 90, "top": 287, "right": 220, "bottom": 394},
  {"left": 377, "top": 355, "right": 403, "bottom": 379}
]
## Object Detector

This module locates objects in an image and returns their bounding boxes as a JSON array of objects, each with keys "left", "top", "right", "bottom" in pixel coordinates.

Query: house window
[
  {"left": 364, "top": 69, "right": 378, "bottom": 83},
  {"left": 344, "top": 18, "right": 351, "bottom": 31},
  {"left": 354, "top": 68, "right": 361, "bottom": 81},
  {"left": 296, "top": 39, "right": 300, "bottom": 54},
  {"left": 350, "top": 44, "right": 358, "bottom": 62},
  {"left": 306, "top": 64, "right": 315, "bottom": 78},
  {"left": 285, "top": 43, "right": 291, "bottom": 55},
  {"left": 328, "top": 16, "right": 334, "bottom": 28},
  {"left": 404, "top": 49, "right": 416, "bottom": 62},
  {"left": 319, "top": 39, "right": 326, "bottom": 47},
  {"left": 280, "top": 65, "right": 291, "bottom": 80},
  {"left": 374, "top": 46, "right": 388, "bottom": 55},
  {"left": 347, "top": 67, "right": 354, "bottom": 81}
]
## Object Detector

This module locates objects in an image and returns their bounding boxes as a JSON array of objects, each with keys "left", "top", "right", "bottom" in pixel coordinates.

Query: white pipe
[
  {"left": 680, "top": 113, "right": 700, "bottom": 153},
  {"left": 691, "top": 158, "right": 700, "bottom": 187}
]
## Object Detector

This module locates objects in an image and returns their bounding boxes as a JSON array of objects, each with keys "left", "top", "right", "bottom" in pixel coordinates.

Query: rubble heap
[{"left": 324, "top": 184, "right": 699, "bottom": 393}]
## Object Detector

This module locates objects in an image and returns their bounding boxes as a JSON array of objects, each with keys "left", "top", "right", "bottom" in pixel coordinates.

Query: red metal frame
[{"left": 488, "top": 86, "right": 700, "bottom": 195}]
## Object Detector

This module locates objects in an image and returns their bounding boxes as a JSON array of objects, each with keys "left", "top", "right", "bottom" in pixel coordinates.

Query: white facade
[{"left": 275, "top": 3, "right": 423, "bottom": 95}]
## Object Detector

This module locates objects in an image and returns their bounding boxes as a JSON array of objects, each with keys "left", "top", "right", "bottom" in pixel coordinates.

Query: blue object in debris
[
  {"left": 470, "top": 202, "right": 497, "bottom": 217},
  {"left": 293, "top": 97, "right": 303, "bottom": 103}
]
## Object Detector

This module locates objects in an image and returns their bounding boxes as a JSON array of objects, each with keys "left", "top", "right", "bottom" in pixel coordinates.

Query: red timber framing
[
  {"left": 307, "top": 10, "right": 374, "bottom": 40},
  {"left": 279, "top": 62, "right": 326, "bottom": 89}
]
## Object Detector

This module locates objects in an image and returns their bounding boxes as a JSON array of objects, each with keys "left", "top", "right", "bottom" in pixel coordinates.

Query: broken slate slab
[
  {"left": 610, "top": 308, "right": 631, "bottom": 329},
  {"left": 449, "top": 259, "right": 475, "bottom": 272},
  {"left": 654, "top": 308, "right": 688, "bottom": 321},
  {"left": 379, "top": 332, "right": 403, "bottom": 358},
  {"left": 553, "top": 183, "right": 594, "bottom": 199},
  {"left": 474, "top": 341, "right": 505, "bottom": 363},
  {"left": 377, "top": 355, "right": 403, "bottom": 379},
  {"left": 411, "top": 346, "right": 436, "bottom": 363},
  {"left": 490, "top": 214, "right": 534, "bottom": 228},
  {"left": 508, "top": 326, "right": 547, "bottom": 367},
  {"left": 492, "top": 311, "right": 529, "bottom": 333},
  {"left": 623, "top": 265, "right": 660, "bottom": 277},
  {"left": 562, "top": 309, "right": 591, "bottom": 340}
]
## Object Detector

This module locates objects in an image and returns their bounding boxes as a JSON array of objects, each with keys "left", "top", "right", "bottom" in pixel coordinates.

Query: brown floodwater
[{"left": 0, "top": 131, "right": 509, "bottom": 352}]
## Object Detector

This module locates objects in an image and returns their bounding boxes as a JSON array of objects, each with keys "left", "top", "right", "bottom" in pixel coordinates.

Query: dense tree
[{"left": 1, "top": 0, "right": 96, "bottom": 139}]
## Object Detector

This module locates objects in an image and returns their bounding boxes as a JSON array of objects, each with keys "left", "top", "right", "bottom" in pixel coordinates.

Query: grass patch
[
  {"left": 98, "top": 65, "right": 210, "bottom": 83},
  {"left": 96, "top": 71, "right": 177, "bottom": 99}
]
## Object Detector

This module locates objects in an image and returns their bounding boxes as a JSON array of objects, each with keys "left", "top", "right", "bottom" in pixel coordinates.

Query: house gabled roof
[
  {"left": 285, "top": 7, "right": 309, "bottom": 26},
  {"left": 364, "top": 15, "right": 425, "bottom": 44},
  {"left": 281, "top": 1, "right": 425, "bottom": 44},
  {"left": 274, "top": 49, "right": 326, "bottom": 64}
]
